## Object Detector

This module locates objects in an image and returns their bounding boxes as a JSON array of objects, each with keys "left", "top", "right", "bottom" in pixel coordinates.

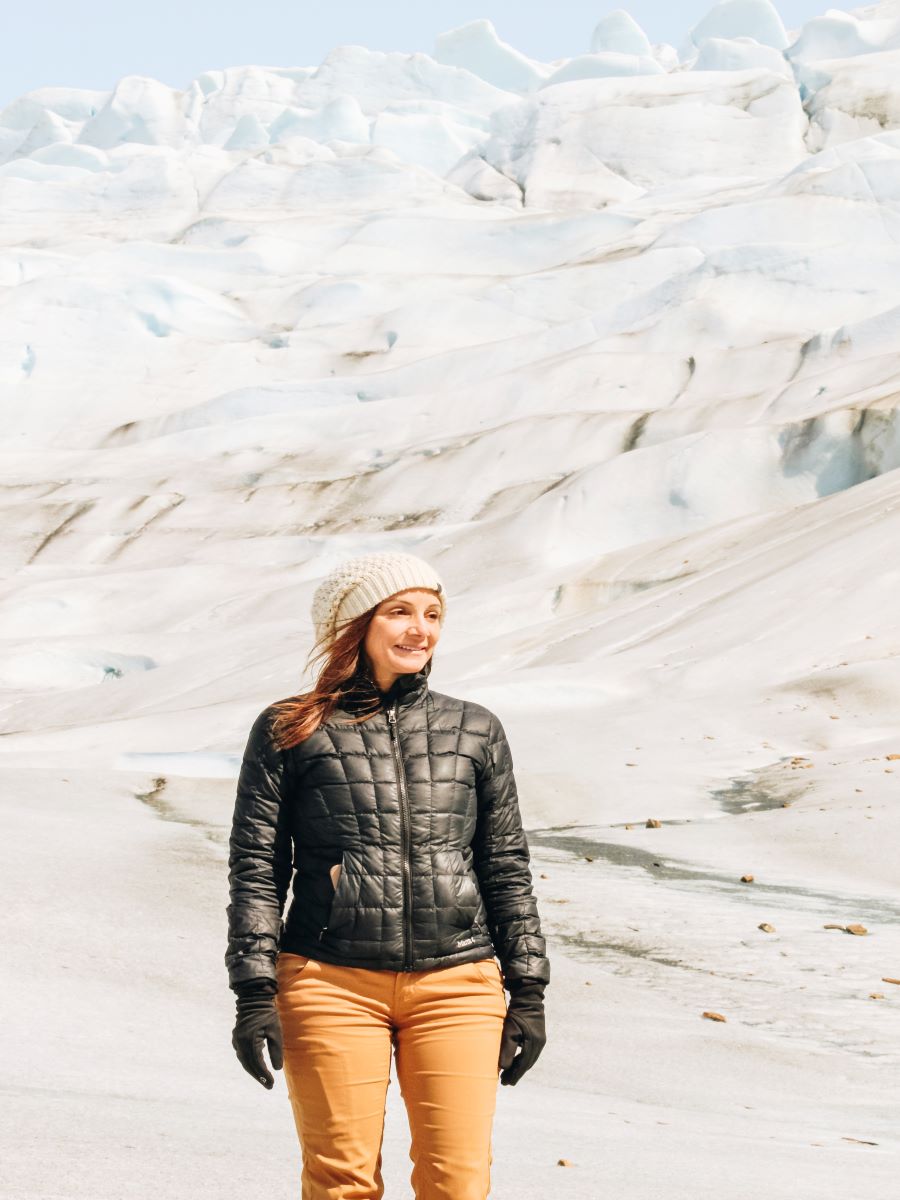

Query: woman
[{"left": 225, "top": 551, "right": 550, "bottom": 1200}]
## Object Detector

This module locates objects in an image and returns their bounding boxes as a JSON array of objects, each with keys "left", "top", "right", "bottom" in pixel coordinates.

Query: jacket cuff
[
  {"left": 505, "top": 977, "right": 547, "bottom": 999},
  {"left": 232, "top": 976, "right": 278, "bottom": 998}
]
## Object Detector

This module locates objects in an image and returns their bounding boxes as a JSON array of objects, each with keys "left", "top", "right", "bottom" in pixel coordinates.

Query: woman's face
[{"left": 363, "top": 588, "right": 442, "bottom": 691}]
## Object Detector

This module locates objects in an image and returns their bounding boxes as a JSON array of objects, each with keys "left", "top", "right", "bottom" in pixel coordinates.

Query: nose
[{"left": 406, "top": 616, "right": 429, "bottom": 640}]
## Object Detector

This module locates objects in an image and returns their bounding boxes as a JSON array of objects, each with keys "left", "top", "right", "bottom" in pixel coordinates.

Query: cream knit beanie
[{"left": 311, "top": 552, "right": 447, "bottom": 646}]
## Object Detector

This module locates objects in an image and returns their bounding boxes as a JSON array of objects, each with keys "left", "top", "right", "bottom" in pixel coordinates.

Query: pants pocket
[
  {"left": 473, "top": 957, "right": 503, "bottom": 987},
  {"left": 276, "top": 953, "right": 312, "bottom": 988}
]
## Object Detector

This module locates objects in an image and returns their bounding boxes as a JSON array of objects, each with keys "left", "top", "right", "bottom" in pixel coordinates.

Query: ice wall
[
  {"left": 2, "top": 13, "right": 900, "bottom": 1194},
  {"left": 0, "top": 0, "right": 899, "bottom": 798}
]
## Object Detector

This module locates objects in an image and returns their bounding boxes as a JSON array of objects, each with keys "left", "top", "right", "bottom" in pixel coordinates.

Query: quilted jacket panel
[{"left": 225, "top": 666, "right": 550, "bottom": 991}]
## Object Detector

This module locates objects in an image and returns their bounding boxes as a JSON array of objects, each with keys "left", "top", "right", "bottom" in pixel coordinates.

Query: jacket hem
[{"left": 279, "top": 932, "right": 501, "bottom": 976}]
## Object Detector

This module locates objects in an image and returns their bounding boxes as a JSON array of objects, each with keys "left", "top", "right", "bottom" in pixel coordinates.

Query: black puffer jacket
[{"left": 225, "top": 664, "right": 550, "bottom": 991}]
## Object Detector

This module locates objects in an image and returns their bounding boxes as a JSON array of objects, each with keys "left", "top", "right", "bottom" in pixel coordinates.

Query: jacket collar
[{"left": 339, "top": 658, "right": 431, "bottom": 715}]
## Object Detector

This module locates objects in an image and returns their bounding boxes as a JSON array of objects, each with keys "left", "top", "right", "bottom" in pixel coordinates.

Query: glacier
[{"left": 2, "top": 2, "right": 900, "bottom": 1198}]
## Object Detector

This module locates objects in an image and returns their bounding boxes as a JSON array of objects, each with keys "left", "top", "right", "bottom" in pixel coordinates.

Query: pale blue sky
[{"left": 2, "top": 1, "right": 853, "bottom": 111}]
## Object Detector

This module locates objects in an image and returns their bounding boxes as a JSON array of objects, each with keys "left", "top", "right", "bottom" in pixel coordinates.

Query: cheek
[
  {"left": 364, "top": 625, "right": 384, "bottom": 655},
  {"left": 372, "top": 618, "right": 401, "bottom": 645}
]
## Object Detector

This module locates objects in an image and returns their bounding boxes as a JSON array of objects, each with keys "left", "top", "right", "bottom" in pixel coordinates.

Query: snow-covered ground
[{"left": 2, "top": 1, "right": 900, "bottom": 1195}]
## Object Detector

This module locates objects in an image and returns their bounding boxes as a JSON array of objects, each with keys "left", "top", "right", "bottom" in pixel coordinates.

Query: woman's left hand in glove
[{"left": 499, "top": 979, "right": 546, "bottom": 1086}]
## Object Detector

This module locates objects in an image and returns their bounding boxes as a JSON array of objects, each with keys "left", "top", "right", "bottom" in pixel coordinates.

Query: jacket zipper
[{"left": 387, "top": 700, "right": 414, "bottom": 971}]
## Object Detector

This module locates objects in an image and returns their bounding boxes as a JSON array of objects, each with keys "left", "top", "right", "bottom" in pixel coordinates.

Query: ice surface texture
[{"left": 2, "top": 8, "right": 900, "bottom": 1195}]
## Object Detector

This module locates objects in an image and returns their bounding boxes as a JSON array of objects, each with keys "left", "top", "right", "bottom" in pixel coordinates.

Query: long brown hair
[{"left": 269, "top": 608, "right": 422, "bottom": 750}]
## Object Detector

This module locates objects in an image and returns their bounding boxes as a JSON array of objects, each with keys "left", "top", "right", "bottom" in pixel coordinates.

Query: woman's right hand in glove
[{"left": 231, "top": 978, "right": 283, "bottom": 1089}]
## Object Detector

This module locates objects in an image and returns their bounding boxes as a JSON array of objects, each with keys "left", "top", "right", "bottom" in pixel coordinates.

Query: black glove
[
  {"left": 231, "top": 977, "right": 283, "bottom": 1089},
  {"left": 499, "top": 979, "right": 546, "bottom": 1086}
]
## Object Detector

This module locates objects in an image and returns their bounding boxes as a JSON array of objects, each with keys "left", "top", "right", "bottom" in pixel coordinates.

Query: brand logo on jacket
[{"left": 456, "top": 935, "right": 478, "bottom": 947}]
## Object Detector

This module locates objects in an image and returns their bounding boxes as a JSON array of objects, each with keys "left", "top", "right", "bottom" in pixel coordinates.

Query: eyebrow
[{"left": 385, "top": 600, "right": 441, "bottom": 610}]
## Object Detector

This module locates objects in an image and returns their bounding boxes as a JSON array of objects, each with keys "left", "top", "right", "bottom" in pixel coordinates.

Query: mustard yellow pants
[{"left": 275, "top": 952, "right": 508, "bottom": 1200}]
